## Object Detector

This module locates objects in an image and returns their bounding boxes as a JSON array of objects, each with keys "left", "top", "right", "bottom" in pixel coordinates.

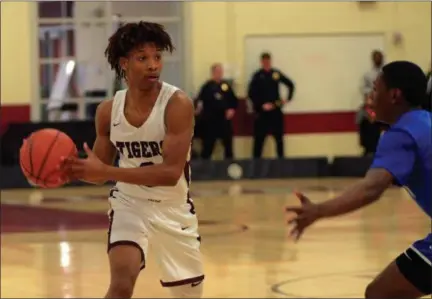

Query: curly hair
[{"left": 105, "top": 21, "right": 175, "bottom": 78}]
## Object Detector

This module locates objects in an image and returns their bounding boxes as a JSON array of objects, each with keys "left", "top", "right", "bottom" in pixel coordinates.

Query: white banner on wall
[{"left": 245, "top": 34, "right": 385, "bottom": 113}]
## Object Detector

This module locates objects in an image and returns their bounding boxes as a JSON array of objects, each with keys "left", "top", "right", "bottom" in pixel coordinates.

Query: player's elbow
[{"left": 362, "top": 179, "right": 387, "bottom": 204}]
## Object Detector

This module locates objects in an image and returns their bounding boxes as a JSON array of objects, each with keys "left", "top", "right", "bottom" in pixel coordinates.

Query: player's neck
[
  {"left": 388, "top": 107, "right": 418, "bottom": 124},
  {"left": 127, "top": 83, "right": 162, "bottom": 110}
]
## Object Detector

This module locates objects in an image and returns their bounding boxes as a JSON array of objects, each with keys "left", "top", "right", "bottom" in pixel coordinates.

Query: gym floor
[{"left": 1, "top": 178, "right": 429, "bottom": 298}]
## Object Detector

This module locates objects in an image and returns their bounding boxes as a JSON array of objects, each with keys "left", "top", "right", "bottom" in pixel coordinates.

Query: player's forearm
[
  {"left": 104, "top": 164, "right": 180, "bottom": 186},
  {"left": 317, "top": 179, "right": 383, "bottom": 219}
]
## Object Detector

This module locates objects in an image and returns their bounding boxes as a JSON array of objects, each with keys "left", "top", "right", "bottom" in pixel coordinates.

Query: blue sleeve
[{"left": 370, "top": 129, "right": 416, "bottom": 186}]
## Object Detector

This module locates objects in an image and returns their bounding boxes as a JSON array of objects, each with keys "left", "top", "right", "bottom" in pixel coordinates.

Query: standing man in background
[
  {"left": 358, "top": 50, "right": 384, "bottom": 154},
  {"left": 248, "top": 52, "right": 295, "bottom": 159},
  {"left": 362, "top": 50, "right": 384, "bottom": 101},
  {"left": 356, "top": 96, "right": 381, "bottom": 156},
  {"left": 195, "top": 63, "right": 239, "bottom": 160}
]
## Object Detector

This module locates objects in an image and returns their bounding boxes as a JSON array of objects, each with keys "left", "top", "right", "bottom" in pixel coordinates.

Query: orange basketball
[{"left": 19, "top": 128, "right": 78, "bottom": 188}]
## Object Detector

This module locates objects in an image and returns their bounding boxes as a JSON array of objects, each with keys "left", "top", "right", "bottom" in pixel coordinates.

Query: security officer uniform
[
  {"left": 248, "top": 69, "right": 295, "bottom": 158},
  {"left": 197, "top": 80, "right": 238, "bottom": 159}
]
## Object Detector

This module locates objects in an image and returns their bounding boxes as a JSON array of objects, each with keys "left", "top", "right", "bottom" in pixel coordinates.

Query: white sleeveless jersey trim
[{"left": 109, "top": 82, "right": 192, "bottom": 202}]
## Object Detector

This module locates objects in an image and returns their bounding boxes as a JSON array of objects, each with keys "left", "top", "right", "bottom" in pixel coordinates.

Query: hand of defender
[
  {"left": 285, "top": 192, "right": 321, "bottom": 241},
  {"left": 60, "top": 142, "right": 107, "bottom": 182}
]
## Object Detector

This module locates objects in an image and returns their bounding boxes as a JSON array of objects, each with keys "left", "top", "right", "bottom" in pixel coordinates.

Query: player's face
[
  {"left": 121, "top": 43, "right": 163, "bottom": 89},
  {"left": 372, "top": 74, "right": 397, "bottom": 123}
]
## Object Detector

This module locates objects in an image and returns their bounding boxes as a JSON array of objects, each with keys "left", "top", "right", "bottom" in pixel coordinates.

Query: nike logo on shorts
[
  {"left": 191, "top": 281, "right": 202, "bottom": 287},
  {"left": 113, "top": 122, "right": 120, "bottom": 127}
]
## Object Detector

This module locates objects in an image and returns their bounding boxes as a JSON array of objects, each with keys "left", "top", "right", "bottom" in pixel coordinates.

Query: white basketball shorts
[{"left": 107, "top": 189, "right": 204, "bottom": 287}]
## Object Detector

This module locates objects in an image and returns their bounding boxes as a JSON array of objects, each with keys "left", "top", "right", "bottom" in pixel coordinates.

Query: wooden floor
[{"left": 1, "top": 178, "right": 429, "bottom": 298}]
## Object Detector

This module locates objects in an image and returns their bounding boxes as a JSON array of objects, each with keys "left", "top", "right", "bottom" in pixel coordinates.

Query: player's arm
[
  {"left": 104, "top": 91, "right": 193, "bottom": 186},
  {"left": 82, "top": 100, "right": 117, "bottom": 184},
  {"left": 314, "top": 169, "right": 393, "bottom": 218},
  {"left": 315, "top": 130, "right": 415, "bottom": 218}
]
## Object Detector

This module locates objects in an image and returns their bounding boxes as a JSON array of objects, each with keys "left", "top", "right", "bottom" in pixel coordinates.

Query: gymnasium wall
[
  {"left": 186, "top": 2, "right": 431, "bottom": 158},
  {"left": 0, "top": 2, "right": 36, "bottom": 129},
  {"left": 1, "top": 2, "right": 431, "bottom": 159}
]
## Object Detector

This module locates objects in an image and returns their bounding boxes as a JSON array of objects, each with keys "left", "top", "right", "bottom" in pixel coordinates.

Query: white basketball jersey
[{"left": 109, "top": 82, "right": 191, "bottom": 202}]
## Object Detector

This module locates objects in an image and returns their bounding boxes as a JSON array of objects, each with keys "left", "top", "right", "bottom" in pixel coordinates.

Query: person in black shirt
[
  {"left": 248, "top": 52, "right": 295, "bottom": 158},
  {"left": 196, "top": 63, "right": 238, "bottom": 159}
]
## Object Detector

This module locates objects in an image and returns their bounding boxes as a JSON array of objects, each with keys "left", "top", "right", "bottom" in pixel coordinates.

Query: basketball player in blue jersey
[
  {"left": 61, "top": 22, "right": 204, "bottom": 298},
  {"left": 286, "top": 61, "right": 431, "bottom": 298}
]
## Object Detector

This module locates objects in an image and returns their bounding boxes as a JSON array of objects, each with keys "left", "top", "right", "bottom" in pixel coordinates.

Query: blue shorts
[{"left": 396, "top": 234, "right": 432, "bottom": 294}]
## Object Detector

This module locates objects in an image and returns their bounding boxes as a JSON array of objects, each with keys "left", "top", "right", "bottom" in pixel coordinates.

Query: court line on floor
[{"left": 271, "top": 269, "right": 378, "bottom": 298}]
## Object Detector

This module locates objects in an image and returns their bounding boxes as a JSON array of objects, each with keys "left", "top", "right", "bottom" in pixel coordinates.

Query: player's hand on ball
[
  {"left": 285, "top": 192, "right": 321, "bottom": 241},
  {"left": 61, "top": 142, "right": 106, "bottom": 182}
]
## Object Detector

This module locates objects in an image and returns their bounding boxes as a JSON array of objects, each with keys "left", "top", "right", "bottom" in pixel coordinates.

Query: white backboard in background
[{"left": 244, "top": 34, "right": 385, "bottom": 113}]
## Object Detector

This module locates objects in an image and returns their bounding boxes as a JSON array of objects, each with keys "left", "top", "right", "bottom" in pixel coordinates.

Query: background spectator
[
  {"left": 356, "top": 95, "right": 381, "bottom": 156},
  {"left": 195, "top": 63, "right": 239, "bottom": 160},
  {"left": 248, "top": 52, "right": 295, "bottom": 159},
  {"left": 362, "top": 50, "right": 384, "bottom": 101}
]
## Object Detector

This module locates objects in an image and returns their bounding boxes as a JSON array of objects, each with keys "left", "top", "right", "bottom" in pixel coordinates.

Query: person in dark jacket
[
  {"left": 248, "top": 52, "right": 295, "bottom": 158},
  {"left": 195, "top": 63, "right": 238, "bottom": 159}
]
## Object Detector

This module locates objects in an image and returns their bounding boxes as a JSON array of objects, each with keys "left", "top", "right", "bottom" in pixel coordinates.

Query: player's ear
[
  {"left": 119, "top": 57, "right": 128, "bottom": 73},
  {"left": 392, "top": 89, "right": 402, "bottom": 103},
  {"left": 395, "top": 89, "right": 402, "bottom": 99}
]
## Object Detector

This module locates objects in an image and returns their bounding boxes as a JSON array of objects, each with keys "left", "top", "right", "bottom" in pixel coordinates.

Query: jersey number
[{"left": 140, "top": 162, "right": 154, "bottom": 188}]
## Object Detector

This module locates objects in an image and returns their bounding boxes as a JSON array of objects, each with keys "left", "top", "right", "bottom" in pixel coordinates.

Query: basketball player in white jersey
[{"left": 61, "top": 22, "right": 204, "bottom": 298}]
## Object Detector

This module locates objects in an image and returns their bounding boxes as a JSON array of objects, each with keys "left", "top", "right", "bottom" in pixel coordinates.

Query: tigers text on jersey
[{"left": 109, "top": 82, "right": 191, "bottom": 202}]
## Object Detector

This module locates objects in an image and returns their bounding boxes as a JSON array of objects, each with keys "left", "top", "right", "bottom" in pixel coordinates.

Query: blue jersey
[{"left": 370, "top": 109, "right": 432, "bottom": 218}]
